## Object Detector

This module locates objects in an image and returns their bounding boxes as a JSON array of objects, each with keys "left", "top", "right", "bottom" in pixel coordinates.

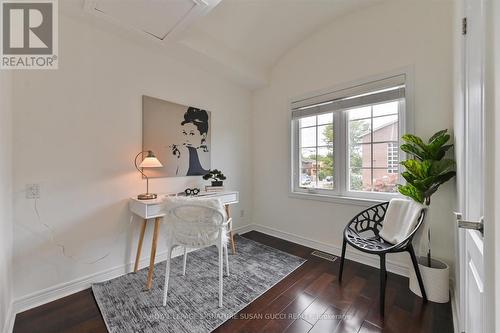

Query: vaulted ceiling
[{"left": 63, "top": 0, "right": 380, "bottom": 89}]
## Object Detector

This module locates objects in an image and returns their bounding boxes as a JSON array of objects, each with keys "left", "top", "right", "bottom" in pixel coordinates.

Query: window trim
[{"left": 289, "top": 67, "right": 414, "bottom": 204}]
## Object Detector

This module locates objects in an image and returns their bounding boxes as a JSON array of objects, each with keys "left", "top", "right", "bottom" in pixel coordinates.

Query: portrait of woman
[
  {"left": 171, "top": 107, "right": 210, "bottom": 176},
  {"left": 142, "top": 96, "right": 211, "bottom": 178}
]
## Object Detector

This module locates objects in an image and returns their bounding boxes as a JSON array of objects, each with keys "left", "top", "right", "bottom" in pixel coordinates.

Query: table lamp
[{"left": 134, "top": 150, "right": 163, "bottom": 200}]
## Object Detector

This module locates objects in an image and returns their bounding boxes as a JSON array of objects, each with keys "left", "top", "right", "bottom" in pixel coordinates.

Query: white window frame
[
  {"left": 341, "top": 99, "right": 406, "bottom": 200},
  {"left": 289, "top": 68, "right": 414, "bottom": 205},
  {"left": 291, "top": 112, "right": 341, "bottom": 197}
]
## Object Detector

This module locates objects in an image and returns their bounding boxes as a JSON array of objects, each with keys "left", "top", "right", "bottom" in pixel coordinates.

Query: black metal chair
[{"left": 338, "top": 202, "right": 428, "bottom": 316}]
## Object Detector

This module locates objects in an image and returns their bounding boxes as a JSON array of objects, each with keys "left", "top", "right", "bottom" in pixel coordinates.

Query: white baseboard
[
  {"left": 450, "top": 284, "right": 460, "bottom": 333},
  {"left": 11, "top": 222, "right": 410, "bottom": 321},
  {"left": 13, "top": 245, "right": 197, "bottom": 315},
  {"left": 249, "top": 224, "right": 410, "bottom": 277},
  {"left": 2, "top": 301, "right": 14, "bottom": 333},
  {"left": 10, "top": 222, "right": 458, "bottom": 331},
  {"left": 11, "top": 223, "right": 255, "bottom": 316},
  {"left": 232, "top": 223, "right": 254, "bottom": 235},
  {"left": 10, "top": 222, "right": 408, "bottom": 317},
  {"left": 246, "top": 224, "right": 460, "bottom": 329}
]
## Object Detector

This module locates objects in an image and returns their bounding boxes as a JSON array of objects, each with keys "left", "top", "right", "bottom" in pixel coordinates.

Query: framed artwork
[{"left": 142, "top": 95, "right": 211, "bottom": 178}]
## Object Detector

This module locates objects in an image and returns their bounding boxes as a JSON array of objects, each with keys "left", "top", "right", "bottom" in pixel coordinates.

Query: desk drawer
[
  {"left": 147, "top": 204, "right": 163, "bottom": 218},
  {"left": 130, "top": 200, "right": 164, "bottom": 219},
  {"left": 219, "top": 192, "right": 239, "bottom": 205},
  {"left": 130, "top": 192, "right": 238, "bottom": 220}
]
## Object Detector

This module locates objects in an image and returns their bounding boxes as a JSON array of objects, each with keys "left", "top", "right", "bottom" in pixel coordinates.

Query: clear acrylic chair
[{"left": 162, "top": 201, "right": 230, "bottom": 307}]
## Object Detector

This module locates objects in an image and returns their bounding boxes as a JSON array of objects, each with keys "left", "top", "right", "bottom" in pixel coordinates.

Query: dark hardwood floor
[{"left": 13, "top": 231, "right": 454, "bottom": 333}]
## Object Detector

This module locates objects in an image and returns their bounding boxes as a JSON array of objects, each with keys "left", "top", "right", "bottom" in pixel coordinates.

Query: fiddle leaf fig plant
[
  {"left": 397, "top": 129, "right": 456, "bottom": 268},
  {"left": 397, "top": 130, "right": 456, "bottom": 206}
]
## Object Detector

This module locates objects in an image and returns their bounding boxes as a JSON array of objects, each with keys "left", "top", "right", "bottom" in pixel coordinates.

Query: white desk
[{"left": 129, "top": 191, "right": 239, "bottom": 289}]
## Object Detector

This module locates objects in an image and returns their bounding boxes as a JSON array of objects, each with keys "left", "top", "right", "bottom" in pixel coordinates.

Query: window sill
[{"left": 289, "top": 191, "right": 387, "bottom": 207}]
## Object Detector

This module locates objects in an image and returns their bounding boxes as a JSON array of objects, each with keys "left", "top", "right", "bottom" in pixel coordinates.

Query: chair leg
[
  {"left": 224, "top": 244, "right": 230, "bottom": 276},
  {"left": 182, "top": 247, "right": 187, "bottom": 276},
  {"left": 339, "top": 238, "right": 347, "bottom": 283},
  {"left": 218, "top": 244, "right": 223, "bottom": 307},
  {"left": 408, "top": 244, "right": 428, "bottom": 302},
  {"left": 162, "top": 246, "right": 173, "bottom": 306},
  {"left": 380, "top": 254, "right": 387, "bottom": 317}
]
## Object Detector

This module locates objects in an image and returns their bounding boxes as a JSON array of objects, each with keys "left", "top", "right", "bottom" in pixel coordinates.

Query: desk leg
[
  {"left": 146, "top": 217, "right": 161, "bottom": 290},
  {"left": 225, "top": 204, "right": 236, "bottom": 254},
  {"left": 133, "top": 219, "right": 147, "bottom": 272}
]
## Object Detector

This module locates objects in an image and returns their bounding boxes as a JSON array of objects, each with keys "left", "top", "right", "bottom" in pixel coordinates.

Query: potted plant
[
  {"left": 397, "top": 129, "right": 456, "bottom": 303},
  {"left": 202, "top": 169, "right": 227, "bottom": 187}
]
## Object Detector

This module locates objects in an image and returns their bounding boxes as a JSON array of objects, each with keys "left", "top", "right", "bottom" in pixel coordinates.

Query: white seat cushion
[
  {"left": 163, "top": 196, "right": 228, "bottom": 247},
  {"left": 379, "top": 198, "right": 425, "bottom": 244}
]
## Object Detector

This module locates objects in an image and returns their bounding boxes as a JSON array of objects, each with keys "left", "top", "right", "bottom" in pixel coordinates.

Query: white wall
[
  {"left": 12, "top": 13, "right": 253, "bottom": 302},
  {"left": 0, "top": 71, "right": 13, "bottom": 331},
  {"left": 252, "top": 0, "right": 455, "bottom": 271},
  {"left": 9, "top": 0, "right": 459, "bottom": 314}
]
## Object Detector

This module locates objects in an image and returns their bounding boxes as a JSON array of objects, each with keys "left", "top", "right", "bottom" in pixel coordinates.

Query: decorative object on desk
[
  {"left": 205, "top": 185, "right": 224, "bottom": 193},
  {"left": 143, "top": 95, "right": 211, "bottom": 178},
  {"left": 397, "top": 129, "right": 455, "bottom": 302},
  {"left": 134, "top": 150, "right": 163, "bottom": 200},
  {"left": 184, "top": 188, "right": 200, "bottom": 196},
  {"left": 203, "top": 169, "right": 226, "bottom": 187}
]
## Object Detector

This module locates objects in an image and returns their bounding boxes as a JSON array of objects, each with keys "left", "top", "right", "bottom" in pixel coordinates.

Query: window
[
  {"left": 298, "top": 113, "right": 335, "bottom": 190},
  {"left": 347, "top": 102, "right": 400, "bottom": 193},
  {"left": 387, "top": 142, "right": 399, "bottom": 174},
  {"left": 291, "top": 74, "right": 408, "bottom": 200}
]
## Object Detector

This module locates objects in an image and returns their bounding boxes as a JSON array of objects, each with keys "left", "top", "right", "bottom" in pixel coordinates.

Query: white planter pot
[{"left": 409, "top": 256, "right": 449, "bottom": 303}]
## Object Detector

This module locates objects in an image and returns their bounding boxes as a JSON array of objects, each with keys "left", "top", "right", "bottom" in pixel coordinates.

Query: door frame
[
  {"left": 454, "top": 0, "right": 466, "bottom": 330},
  {"left": 455, "top": 0, "right": 500, "bottom": 332},
  {"left": 483, "top": 0, "right": 500, "bottom": 332}
]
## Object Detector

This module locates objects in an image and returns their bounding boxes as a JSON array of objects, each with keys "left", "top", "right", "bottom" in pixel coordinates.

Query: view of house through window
[
  {"left": 292, "top": 75, "right": 406, "bottom": 199},
  {"left": 299, "top": 113, "right": 335, "bottom": 189},
  {"left": 347, "top": 101, "right": 399, "bottom": 193}
]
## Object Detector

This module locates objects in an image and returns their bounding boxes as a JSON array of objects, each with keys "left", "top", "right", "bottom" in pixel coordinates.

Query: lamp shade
[{"left": 139, "top": 151, "right": 163, "bottom": 168}]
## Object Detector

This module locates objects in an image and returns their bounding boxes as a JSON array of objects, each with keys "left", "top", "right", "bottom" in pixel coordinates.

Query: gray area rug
[{"left": 92, "top": 236, "right": 306, "bottom": 333}]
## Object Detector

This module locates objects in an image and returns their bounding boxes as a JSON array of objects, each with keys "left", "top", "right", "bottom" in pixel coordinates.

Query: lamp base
[{"left": 137, "top": 193, "right": 158, "bottom": 200}]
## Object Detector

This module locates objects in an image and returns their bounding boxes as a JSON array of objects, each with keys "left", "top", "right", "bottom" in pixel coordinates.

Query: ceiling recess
[{"left": 84, "top": 0, "right": 220, "bottom": 42}]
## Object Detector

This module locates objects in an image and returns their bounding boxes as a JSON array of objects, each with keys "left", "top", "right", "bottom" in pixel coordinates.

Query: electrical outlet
[
  {"left": 26, "top": 184, "right": 40, "bottom": 199},
  {"left": 240, "top": 210, "right": 245, "bottom": 218}
]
